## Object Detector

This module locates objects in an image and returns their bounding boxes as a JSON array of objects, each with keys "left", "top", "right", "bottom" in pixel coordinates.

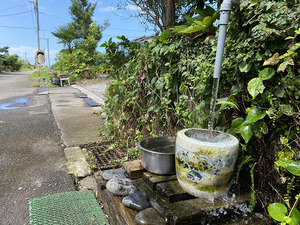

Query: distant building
[{"left": 131, "top": 35, "right": 155, "bottom": 44}]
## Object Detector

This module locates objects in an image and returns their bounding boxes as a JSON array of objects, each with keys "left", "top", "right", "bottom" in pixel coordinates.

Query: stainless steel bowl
[{"left": 138, "top": 136, "right": 176, "bottom": 175}]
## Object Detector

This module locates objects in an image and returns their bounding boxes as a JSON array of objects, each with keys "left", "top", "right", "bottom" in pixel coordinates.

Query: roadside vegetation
[
  {"left": 51, "top": 0, "right": 109, "bottom": 82},
  {"left": 99, "top": 0, "right": 299, "bottom": 223},
  {"left": 0, "top": 46, "right": 34, "bottom": 72},
  {"left": 50, "top": 0, "right": 299, "bottom": 223}
]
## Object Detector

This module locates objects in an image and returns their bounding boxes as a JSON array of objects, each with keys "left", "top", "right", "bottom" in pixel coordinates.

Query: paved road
[{"left": 0, "top": 71, "right": 75, "bottom": 225}]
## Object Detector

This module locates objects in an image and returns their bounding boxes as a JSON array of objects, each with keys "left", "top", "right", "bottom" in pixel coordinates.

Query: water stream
[{"left": 207, "top": 78, "right": 220, "bottom": 136}]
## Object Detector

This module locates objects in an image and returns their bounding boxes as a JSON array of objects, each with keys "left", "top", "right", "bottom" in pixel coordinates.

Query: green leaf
[
  {"left": 155, "top": 78, "right": 165, "bottom": 90},
  {"left": 216, "top": 100, "right": 239, "bottom": 110},
  {"left": 239, "top": 125, "right": 252, "bottom": 143},
  {"left": 268, "top": 203, "right": 287, "bottom": 221},
  {"left": 280, "top": 104, "right": 293, "bottom": 116},
  {"left": 179, "top": 83, "right": 185, "bottom": 94},
  {"left": 286, "top": 161, "right": 300, "bottom": 176},
  {"left": 239, "top": 62, "right": 252, "bottom": 73},
  {"left": 151, "top": 77, "right": 157, "bottom": 85},
  {"left": 289, "top": 208, "right": 300, "bottom": 225},
  {"left": 159, "top": 29, "right": 171, "bottom": 42},
  {"left": 275, "top": 84, "right": 285, "bottom": 98},
  {"left": 248, "top": 78, "right": 265, "bottom": 99},
  {"left": 244, "top": 107, "right": 267, "bottom": 125},
  {"left": 147, "top": 106, "right": 154, "bottom": 113},
  {"left": 230, "top": 85, "right": 241, "bottom": 94},
  {"left": 227, "top": 117, "right": 244, "bottom": 134},
  {"left": 259, "top": 68, "right": 275, "bottom": 81}
]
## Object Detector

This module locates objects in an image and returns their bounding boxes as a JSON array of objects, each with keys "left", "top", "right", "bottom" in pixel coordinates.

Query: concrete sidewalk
[{"left": 48, "top": 86, "right": 105, "bottom": 147}]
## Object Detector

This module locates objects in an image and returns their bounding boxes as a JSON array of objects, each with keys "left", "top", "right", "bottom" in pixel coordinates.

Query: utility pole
[
  {"left": 34, "top": 0, "right": 41, "bottom": 82},
  {"left": 46, "top": 38, "right": 50, "bottom": 68},
  {"left": 35, "top": 0, "right": 40, "bottom": 51}
]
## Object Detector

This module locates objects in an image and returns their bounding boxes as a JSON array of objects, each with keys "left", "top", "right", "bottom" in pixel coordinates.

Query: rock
[
  {"left": 106, "top": 178, "right": 137, "bottom": 196},
  {"left": 122, "top": 192, "right": 150, "bottom": 211},
  {"left": 102, "top": 168, "right": 127, "bottom": 180},
  {"left": 64, "top": 147, "right": 92, "bottom": 177},
  {"left": 78, "top": 176, "right": 98, "bottom": 192},
  {"left": 135, "top": 208, "right": 165, "bottom": 225}
]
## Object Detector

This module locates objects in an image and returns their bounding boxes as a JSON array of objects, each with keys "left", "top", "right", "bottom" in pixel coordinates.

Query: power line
[
  {"left": 0, "top": 10, "right": 32, "bottom": 17},
  {"left": 0, "top": 5, "right": 24, "bottom": 12},
  {"left": 40, "top": 11, "right": 70, "bottom": 23},
  {"left": 0, "top": 24, "right": 51, "bottom": 32}
]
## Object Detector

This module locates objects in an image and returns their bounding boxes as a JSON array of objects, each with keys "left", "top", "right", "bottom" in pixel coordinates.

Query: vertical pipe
[{"left": 213, "top": 0, "right": 232, "bottom": 79}]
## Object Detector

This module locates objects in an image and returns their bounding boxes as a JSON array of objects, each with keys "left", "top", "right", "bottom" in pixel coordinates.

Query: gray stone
[
  {"left": 78, "top": 176, "right": 98, "bottom": 192},
  {"left": 102, "top": 168, "right": 127, "bottom": 180},
  {"left": 122, "top": 192, "right": 150, "bottom": 211},
  {"left": 64, "top": 147, "right": 92, "bottom": 177},
  {"left": 135, "top": 208, "right": 165, "bottom": 225},
  {"left": 106, "top": 178, "right": 137, "bottom": 196}
]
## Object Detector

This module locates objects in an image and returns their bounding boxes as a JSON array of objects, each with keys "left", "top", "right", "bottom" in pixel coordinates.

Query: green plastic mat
[{"left": 29, "top": 191, "right": 109, "bottom": 225}]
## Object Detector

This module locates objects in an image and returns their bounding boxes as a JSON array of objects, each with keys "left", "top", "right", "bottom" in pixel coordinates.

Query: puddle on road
[{"left": 0, "top": 97, "right": 28, "bottom": 110}]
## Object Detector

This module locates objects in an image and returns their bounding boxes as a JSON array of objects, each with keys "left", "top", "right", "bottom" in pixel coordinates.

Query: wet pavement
[{"left": 0, "top": 72, "right": 75, "bottom": 224}]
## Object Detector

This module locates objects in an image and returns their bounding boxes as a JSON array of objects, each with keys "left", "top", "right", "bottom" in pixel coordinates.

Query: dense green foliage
[
  {"left": 102, "top": 0, "right": 300, "bottom": 218},
  {"left": 0, "top": 46, "right": 34, "bottom": 72},
  {"left": 52, "top": 0, "right": 108, "bottom": 80}
]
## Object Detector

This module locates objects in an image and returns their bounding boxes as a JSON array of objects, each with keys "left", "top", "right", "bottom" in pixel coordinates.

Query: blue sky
[{"left": 0, "top": 0, "right": 154, "bottom": 66}]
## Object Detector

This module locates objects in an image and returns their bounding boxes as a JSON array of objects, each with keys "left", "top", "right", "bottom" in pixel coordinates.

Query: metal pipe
[{"left": 213, "top": 0, "right": 232, "bottom": 79}]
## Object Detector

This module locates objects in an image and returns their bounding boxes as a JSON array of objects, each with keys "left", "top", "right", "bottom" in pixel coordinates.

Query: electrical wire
[
  {"left": 0, "top": 5, "right": 24, "bottom": 12},
  {"left": 0, "top": 24, "right": 52, "bottom": 32},
  {"left": 0, "top": 10, "right": 32, "bottom": 17}
]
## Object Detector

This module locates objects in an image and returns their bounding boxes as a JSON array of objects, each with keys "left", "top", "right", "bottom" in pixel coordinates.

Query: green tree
[
  {"left": 52, "top": 0, "right": 108, "bottom": 54},
  {"left": 52, "top": 0, "right": 109, "bottom": 78},
  {"left": 123, "top": 0, "right": 215, "bottom": 32}
]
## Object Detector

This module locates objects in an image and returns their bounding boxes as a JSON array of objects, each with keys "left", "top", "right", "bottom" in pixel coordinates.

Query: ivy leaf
[
  {"left": 275, "top": 84, "right": 285, "bottom": 98},
  {"left": 230, "top": 85, "right": 241, "bottom": 94},
  {"left": 263, "top": 53, "right": 280, "bottom": 66},
  {"left": 277, "top": 57, "right": 294, "bottom": 72},
  {"left": 268, "top": 203, "right": 287, "bottom": 221},
  {"left": 289, "top": 208, "right": 300, "bottom": 225},
  {"left": 155, "top": 78, "right": 165, "bottom": 90},
  {"left": 259, "top": 67, "right": 275, "bottom": 81},
  {"left": 286, "top": 161, "right": 300, "bottom": 176},
  {"left": 239, "top": 62, "right": 251, "bottom": 73},
  {"left": 244, "top": 107, "right": 267, "bottom": 125},
  {"left": 239, "top": 125, "right": 252, "bottom": 143},
  {"left": 248, "top": 78, "right": 265, "bottom": 99},
  {"left": 280, "top": 104, "right": 293, "bottom": 116}
]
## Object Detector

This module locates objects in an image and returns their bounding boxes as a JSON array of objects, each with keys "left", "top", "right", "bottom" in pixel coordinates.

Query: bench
[{"left": 59, "top": 73, "right": 70, "bottom": 87}]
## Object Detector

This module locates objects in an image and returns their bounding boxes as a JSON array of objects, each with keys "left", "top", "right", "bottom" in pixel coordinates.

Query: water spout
[
  {"left": 213, "top": 0, "right": 232, "bottom": 79},
  {"left": 208, "top": 0, "right": 233, "bottom": 132}
]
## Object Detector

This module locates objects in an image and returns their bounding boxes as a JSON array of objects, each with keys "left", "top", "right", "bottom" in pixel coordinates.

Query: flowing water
[{"left": 207, "top": 78, "right": 220, "bottom": 136}]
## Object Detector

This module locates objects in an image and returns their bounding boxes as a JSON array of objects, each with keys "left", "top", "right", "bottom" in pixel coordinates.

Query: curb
[{"left": 72, "top": 85, "right": 104, "bottom": 106}]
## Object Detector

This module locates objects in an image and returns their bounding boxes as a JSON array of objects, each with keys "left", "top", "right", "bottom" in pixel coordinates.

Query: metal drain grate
[{"left": 90, "top": 145, "right": 126, "bottom": 170}]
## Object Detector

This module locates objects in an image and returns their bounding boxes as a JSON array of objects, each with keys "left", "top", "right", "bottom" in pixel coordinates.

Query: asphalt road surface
[{"left": 0, "top": 71, "right": 75, "bottom": 225}]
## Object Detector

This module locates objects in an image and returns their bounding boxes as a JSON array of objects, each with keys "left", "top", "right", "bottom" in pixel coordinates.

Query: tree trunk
[{"left": 163, "top": 0, "right": 175, "bottom": 30}]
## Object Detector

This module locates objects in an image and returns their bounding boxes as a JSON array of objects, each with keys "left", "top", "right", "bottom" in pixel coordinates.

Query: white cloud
[
  {"left": 9, "top": 46, "right": 37, "bottom": 59},
  {"left": 98, "top": 6, "right": 117, "bottom": 12},
  {"left": 126, "top": 4, "right": 139, "bottom": 11},
  {"left": 8, "top": 45, "right": 59, "bottom": 66}
]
